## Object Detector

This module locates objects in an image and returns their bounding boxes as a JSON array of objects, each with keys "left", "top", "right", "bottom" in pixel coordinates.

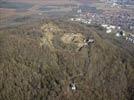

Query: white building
[
  {"left": 101, "top": 24, "right": 108, "bottom": 28},
  {"left": 70, "top": 83, "right": 76, "bottom": 91},
  {"left": 106, "top": 29, "right": 112, "bottom": 33},
  {"left": 70, "top": 18, "right": 75, "bottom": 21},
  {"left": 77, "top": 9, "right": 82, "bottom": 13},
  {"left": 75, "top": 18, "right": 81, "bottom": 21},
  {"left": 116, "top": 33, "right": 121, "bottom": 37},
  {"left": 116, "top": 31, "right": 126, "bottom": 37},
  {"left": 109, "top": 25, "right": 116, "bottom": 29}
]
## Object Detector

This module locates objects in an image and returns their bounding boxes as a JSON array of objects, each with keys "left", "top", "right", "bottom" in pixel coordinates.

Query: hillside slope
[{"left": 0, "top": 21, "right": 133, "bottom": 100}]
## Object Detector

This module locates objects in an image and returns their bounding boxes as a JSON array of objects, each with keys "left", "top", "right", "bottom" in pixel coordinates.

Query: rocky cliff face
[{"left": 0, "top": 21, "right": 133, "bottom": 100}]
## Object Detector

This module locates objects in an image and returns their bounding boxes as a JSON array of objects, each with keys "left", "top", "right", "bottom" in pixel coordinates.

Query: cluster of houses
[
  {"left": 126, "top": 34, "right": 134, "bottom": 44},
  {"left": 101, "top": 24, "right": 116, "bottom": 33},
  {"left": 70, "top": 17, "right": 134, "bottom": 44},
  {"left": 70, "top": 18, "right": 118, "bottom": 34},
  {"left": 70, "top": 18, "right": 92, "bottom": 25},
  {"left": 101, "top": 24, "right": 127, "bottom": 37},
  {"left": 70, "top": 3, "right": 134, "bottom": 45},
  {"left": 75, "top": 5, "right": 134, "bottom": 31},
  {"left": 101, "top": 24, "right": 134, "bottom": 44}
]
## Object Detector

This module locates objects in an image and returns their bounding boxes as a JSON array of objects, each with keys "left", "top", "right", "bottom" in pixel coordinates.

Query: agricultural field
[
  {"left": 0, "top": 0, "right": 77, "bottom": 28},
  {"left": 0, "top": 1, "right": 33, "bottom": 10}
]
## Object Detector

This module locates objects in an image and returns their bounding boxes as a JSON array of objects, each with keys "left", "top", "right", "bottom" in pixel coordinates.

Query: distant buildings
[
  {"left": 101, "top": 0, "right": 134, "bottom": 4},
  {"left": 126, "top": 34, "right": 134, "bottom": 43},
  {"left": 116, "top": 31, "right": 126, "bottom": 37}
]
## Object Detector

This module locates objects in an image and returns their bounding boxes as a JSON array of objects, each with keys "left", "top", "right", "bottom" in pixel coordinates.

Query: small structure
[
  {"left": 117, "top": 26, "right": 121, "bottom": 30},
  {"left": 130, "top": 26, "right": 134, "bottom": 30},
  {"left": 126, "top": 35, "right": 134, "bottom": 44},
  {"left": 116, "top": 31, "right": 126, "bottom": 37},
  {"left": 133, "top": 39, "right": 134, "bottom": 44},
  {"left": 77, "top": 9, "right": 82, "bottom": 13},
  {"left": 38, "top": 13, "right": 42, "bottom": 15},
  {"left": 84, "top": 38, "right": 94, "bottom": 45},
  {"left": 128, "top": 38, "right": 133, "bottom": 42},
  {"left": 75, "top": 18, "right": 81, "bottom": 21},
  {"left": 70, "top": 83, "right": 76, "bottom": 91},
  {"left": 109, "top": 25, "right": 116, "bottom": 29},
  {"left": 121, "top": 31, "right": 126, "bottom": 36},
  {"left": 126, "top": 36, "right": 128, "bottom": 40},
  {"left": 87, "top": 39, "right": 94, "bottom": 43},
  {"left": 70, "top": 18, "right": 75, "bottom": 21},
  {"left": 106, "top": 29, "right": 112, "bottom": 33},
  {"left": 84, "top": 43, "right": 88, "bottom": 46},
  {"left": 101, "top": 24, "right": 108, "bottom": 28},
  {"left": 111, "top": 2, "right": 118, "bottom": 7},
  {"left": 116, "top": 33, "right": 121, "bottom": 37}
]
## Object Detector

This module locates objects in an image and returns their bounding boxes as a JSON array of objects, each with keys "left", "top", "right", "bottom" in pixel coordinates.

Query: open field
[
  {"left": 5, "top": 0, "right": 77, "bottom": 5},
  {"left": 0, "top": 1, "right": 33, "bottom": 9},
  {"left": 0, "top": 0, "right": 78, "bottom": 28}
]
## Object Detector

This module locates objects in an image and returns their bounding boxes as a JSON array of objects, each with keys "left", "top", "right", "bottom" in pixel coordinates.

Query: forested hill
[{"left": 0, "top": 20, "right": 133, "bottom": 100}]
